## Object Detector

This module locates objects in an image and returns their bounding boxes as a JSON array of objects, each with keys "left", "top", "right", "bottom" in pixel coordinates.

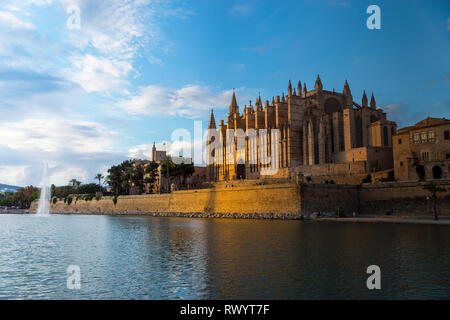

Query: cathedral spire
[
  {"left": 315, "top": 74, "right": 323, "bottom": 91},
  {"left": 362, "top": 90, "right": 368, "bottom": 107},
  {"left": 370, "top": 92, "right": 376, "bottom": 109},
  {"left": 297, "top": 80, "right": 302, "bottom": 95},
  {"left": 343, "top": 79, "right": 351, "bottom": 96},
  {"left": 229, "top": 91, "right": 239, "bottom": 115},
  {"left": 343, "top": 79, "right": 353, "bottom": 107},
  {"left": 288, "top": 80, "right": 292, "bottom": 97},
  {"left": 282, "top": 92, "right": 285, "bottom": 102},
  {"left": 208, "top": 109, "right": 216, "bottom": 129},
  {"left": 293, "top": 88, "right": 297, "bottom": 96},
  {"left": 303, "top": 82, "right": 307, "bottom": 97}
]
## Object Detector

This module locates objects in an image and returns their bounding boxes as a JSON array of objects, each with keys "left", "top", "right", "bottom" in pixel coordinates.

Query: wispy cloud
[
  {"left": 0, "top": 117, "right": 123, "bottom": 186},
  {"left": 0, "top": 0, "right": 195, "bottom": 186},
  {"left": 228, "top": 3, "right": 253, "bottom": 17},
  {"left": 65, "top": 54, "right": 133, "bottom": 93},
  {"left": 128, "top": 138, "right": 204, "bottom": 164},
  {"left": 119, "top": 84, "right": 249, "bottom": 118},
  {"left": 382, "top": 102, "right": 449, "bottom": 128},
  {"left": 241, "top": 44, "right": 277, "bottom": 55},
  {"left": 229, "top": 63, "right": 246, "bottom": 72},
  {"left": 0, "top": 10, "right": 35, "bottom": 29},
  {"left": 328, "top": 0, "right": 351, "bottom": 8}
]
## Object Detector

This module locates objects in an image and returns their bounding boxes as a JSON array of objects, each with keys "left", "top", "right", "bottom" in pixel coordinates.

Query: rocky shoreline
[
  {"left": 4, "top": 210, "right": 449, "bottom": 225},
  {"left": 51, "top": 210, "right": 306, "bottom": 220},
  {"left": 0, "top": 209, "right": 32, "bottom": 214}
]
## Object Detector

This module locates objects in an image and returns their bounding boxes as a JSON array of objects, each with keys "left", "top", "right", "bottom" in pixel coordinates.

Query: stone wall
[
  {"left": 360, "top": 180, "right": 450, "bottom": 216},
  {"left": 299, "top": 184, "right": 360, "bottom": 216},
  {"left": 300, "top": 179, "right": 450, "bottom": 217},
  {"left": 34, "top": 179, "right": 450, "bottom": 219},
  {"left": 48, "top": 182, "right": 302, "bottom": 217}
]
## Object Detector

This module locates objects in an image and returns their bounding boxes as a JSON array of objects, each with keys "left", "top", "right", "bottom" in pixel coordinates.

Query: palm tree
[
  {"left": 69, "top": 179, "right": 81, "bottom": 189},
  {"left": 423, "top": 181, "right": 447, "bottom": 220},
  {"left": 95, "top": 173, "right": 104, "bottom": 191}
]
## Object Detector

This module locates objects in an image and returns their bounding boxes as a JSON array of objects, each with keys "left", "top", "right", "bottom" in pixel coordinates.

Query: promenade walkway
[{"left": 316, "top": 216, "right": 450, "bottom": 226}]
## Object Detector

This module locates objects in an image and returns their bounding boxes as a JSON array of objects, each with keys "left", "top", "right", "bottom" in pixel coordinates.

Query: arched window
[
  {"left": 432, "top": 166, "right": 442, "bottom": 179},
  {"left": 324, "top": 98, "right": 341, "bottom": 114}
]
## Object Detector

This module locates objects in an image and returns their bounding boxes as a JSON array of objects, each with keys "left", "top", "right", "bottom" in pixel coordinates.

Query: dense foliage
[
  {"left": 107, "top": 158, "right": 195, "bottom": 196},
  {"left": 50, "top": 183, "right": 107, "bottom": 199},
  {"left": 0, "top": 186, "right": 39, "bottom": 209}
]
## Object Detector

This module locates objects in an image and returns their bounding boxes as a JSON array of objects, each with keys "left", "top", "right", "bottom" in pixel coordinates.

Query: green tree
[
  {"left": 106, "top": 160, "right": 135, "bottom": 195},
  {"left": 69, "top": 179, "right": 81, "bottom": 189},
  {"left": 177, "top": 162, "right": 195, "bottom": 187},
  {"left": 107, "top": 164, "right": 123, "bottom": 195},
  {"left": 13, "top": 186, "right": 39, "bottom": 209},
  {"left": 131, "top": 164, "right": 145, "bottom": 194},
  {"left": 423, "top": 181, "right": 447, "bottom": 220},
  {"left": 144, "top": 161, "right": 159, "bottom": 193},
  {"left": 160, "top": 156, "right": 177, "bottom": 192},
  {"left": 0, "top": 196, "right": 13, "bottom": 207},
  {"left": 94, "top": 173, "right": 104, "bottom": 191},
  {"left": 77, "top": 183, "right": 104, "bottom": 195}
]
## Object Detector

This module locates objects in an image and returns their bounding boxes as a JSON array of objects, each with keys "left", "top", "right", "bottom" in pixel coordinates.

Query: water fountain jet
[{"left": 36, "top": 163, "right": 50, "bottom": 216}]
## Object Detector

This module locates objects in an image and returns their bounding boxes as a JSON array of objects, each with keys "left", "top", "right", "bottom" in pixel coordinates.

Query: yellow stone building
[
  {"left": 393, "top": 117, "right": 450, "bottom": 181},
  {"left": 206, "top": 76, "right": 397, "bottom": 181}
]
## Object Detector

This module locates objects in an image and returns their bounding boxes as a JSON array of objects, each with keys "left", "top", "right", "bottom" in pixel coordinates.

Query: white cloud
[
  {"left": 66, "top": 54, "right": 132, "bottom": 93},
  {"left": 0, "top": 118, "right": 116, "bottom": 154},
  {"left": 128, "top": 139, "right": 203, "bottom": 164},
  {"left": 328, "top": 0, "right": 351, "bottom": 8},
  {"left": 0, "top": 165, "right": 28, "bottom": 186},
  {"left": 128, "top": 144, "right": 154, "bottom": 160},
  {"left": 0, "top": 11, "right": 35, "bottom": 30},
  {"left": 0, "top": 117, "right": 124, "bottom": 186},
  {"left": 120, "top": 85, "right": 238, "bottom": 118},
  {"left": 228, "top": 4, "right": 253, "bottom": 17},
  {"left": 0, "top": 0, "right": 198, "bottom": 187}
]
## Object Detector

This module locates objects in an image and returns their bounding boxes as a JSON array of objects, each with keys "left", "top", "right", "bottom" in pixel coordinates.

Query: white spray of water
[{"left": 36, "top": 163, "right": 50, "bottom": 216}]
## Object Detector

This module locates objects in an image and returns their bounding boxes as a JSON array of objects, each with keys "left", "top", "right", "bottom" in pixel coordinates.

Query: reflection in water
[{"left": 0, "top": 215, "right": 448, "bottom": 299}]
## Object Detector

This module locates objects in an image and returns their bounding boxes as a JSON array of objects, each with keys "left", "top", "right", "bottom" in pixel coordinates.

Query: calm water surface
[{"left": 0, "top": 214, "right": 449, "bottom": 299}]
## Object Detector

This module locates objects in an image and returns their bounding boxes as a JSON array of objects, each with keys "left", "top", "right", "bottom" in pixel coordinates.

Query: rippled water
[{"left": 0, "top": 214, "right": 449, "bottom": 299}]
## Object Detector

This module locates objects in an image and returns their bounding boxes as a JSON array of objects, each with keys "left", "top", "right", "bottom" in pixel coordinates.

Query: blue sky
[{"left": 0, "top": 0, "right": 448, "bottom": 186}]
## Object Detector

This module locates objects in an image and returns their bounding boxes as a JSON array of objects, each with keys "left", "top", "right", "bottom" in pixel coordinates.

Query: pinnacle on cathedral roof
[
  {"left": 230, "top": 91, "right": 238, "bottom": 107},
  {"left": 297, "top": 80, "right": 301, "bottom": 94},
  {"left": 315, "top": 74, "right": 323, "bottom": 90},
  {"left": 343, "top": 79, "right": 351, "bottom": 96},
  {"left": 229, "top": 91, "right": 239, "bottom": 115},
  {"left": 362, "top": 90, "right": 368, "bottom": 107},
  {"left": 303, "top": 82, "right": 307, "bottom": 96},
  {"left": 208, "top": 109, "right": 216, "bottom": 129},
  {"left": 370, "top": 92, "right": 376, "bottom": 109}
]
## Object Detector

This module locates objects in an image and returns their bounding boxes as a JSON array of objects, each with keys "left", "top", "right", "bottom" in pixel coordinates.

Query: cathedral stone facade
[{"left": 206, "top": 76, "right": 397, "bottom": 182}]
